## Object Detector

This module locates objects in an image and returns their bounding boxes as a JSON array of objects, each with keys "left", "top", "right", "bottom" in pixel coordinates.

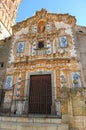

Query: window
[
  {"left": 40, "top": 15, "right": 42, "bottom": 19},
  {"left": 59, "top": 36, "right": 67, "bottom": 48},
  {"left": 38, "top": 41, "right": 44, "bottom": 49}
]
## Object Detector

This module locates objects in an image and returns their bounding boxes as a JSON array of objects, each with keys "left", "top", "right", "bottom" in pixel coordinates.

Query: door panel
[{"left": 29, "top": 75, "right": 52, "bottom": 114}]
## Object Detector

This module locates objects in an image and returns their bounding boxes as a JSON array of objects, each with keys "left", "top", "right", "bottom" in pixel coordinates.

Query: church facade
[{"left": 0, "top": 9, "right": 86, "bottom": 130}]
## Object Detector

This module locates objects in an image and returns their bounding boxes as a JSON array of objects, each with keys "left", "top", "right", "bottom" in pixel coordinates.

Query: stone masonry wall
[
  {"left": 75, "top": 26, "right": 86, "bottom": 85},
  {"left": 0, "top": 37, "right": 11, "bottom": 85}
]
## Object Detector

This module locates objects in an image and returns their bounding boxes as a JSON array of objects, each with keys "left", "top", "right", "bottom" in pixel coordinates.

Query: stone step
[
  {"left": 0, "top": 122, "right": 69, "bottom": 130},
  {"left": 0, "top": 116, "right": 62, "bottom": 124},
  {"left": 0, "top": 129, "right": 11, "bottom": 130},
  {"left": 0, "top": 117, "right": 69, "bottom": 130}
]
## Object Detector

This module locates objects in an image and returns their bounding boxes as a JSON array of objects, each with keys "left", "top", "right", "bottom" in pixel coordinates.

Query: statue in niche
[
  {"left": 55, "top": 100, "right": 62, "bottom": 118},
  {"left": 38, "top": 24, "right": 45, "bottom": 33},
  {"left": 37, "top": 19, "right": 46, "bottom": 33}
]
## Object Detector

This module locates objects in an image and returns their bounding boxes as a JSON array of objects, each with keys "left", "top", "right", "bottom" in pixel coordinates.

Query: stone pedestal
[{"left": 16, "top": 101, "right": 23, "bottom": 116}]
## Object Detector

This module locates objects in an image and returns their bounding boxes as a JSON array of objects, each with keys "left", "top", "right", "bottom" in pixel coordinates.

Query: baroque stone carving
[
  {"left": 16, "top": 101, "right": 23, "bottom": 115},
  {"left": 55, "top": 100, "right": 62, "bottom": 118}
]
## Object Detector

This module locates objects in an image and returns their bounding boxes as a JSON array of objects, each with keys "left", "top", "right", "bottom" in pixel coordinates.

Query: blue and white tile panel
[
  {"left": 47, "top": 40, "right": 51, "bottom": 55},
  {"left": 32, "top": 42, "right": 36, "bottom": 56},
  {"left": 16, "top": 73, "right": 22, "bottom": 98},
  {"left": 5, "top": 76, "right": 13, "bottom": 89},
  {"left": 72, "top": 72, "right": 82, "bottom": 88}
]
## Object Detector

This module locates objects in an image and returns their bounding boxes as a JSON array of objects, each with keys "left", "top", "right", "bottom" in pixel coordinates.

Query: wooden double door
[{"left": 29, "top": 75, "right": 52, "bottom": 114}]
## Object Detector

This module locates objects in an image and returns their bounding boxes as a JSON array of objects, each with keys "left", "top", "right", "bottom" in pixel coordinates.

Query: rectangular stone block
[
  {"left": 17, "top": 117, "right": 30, "bottom": 123},
  {"left": 50, "top": 119, "right": 61, "bottom": 124},
  {"left": 46, "top": 126, "right": 57, "bottom": 130},
  {"left": 58, "top": 124, "right": 69, "bottom": 130},
  {"left": 17, "top": 126, "right": 34, "bottom": 130},
  {"left": 0, "top": 123, "right": 16, "bottom": 130}
]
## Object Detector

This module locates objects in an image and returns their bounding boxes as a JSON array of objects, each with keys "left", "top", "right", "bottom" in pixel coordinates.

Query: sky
[{"left": 16, "top": 0, "right": 86, "bottom": 26}]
